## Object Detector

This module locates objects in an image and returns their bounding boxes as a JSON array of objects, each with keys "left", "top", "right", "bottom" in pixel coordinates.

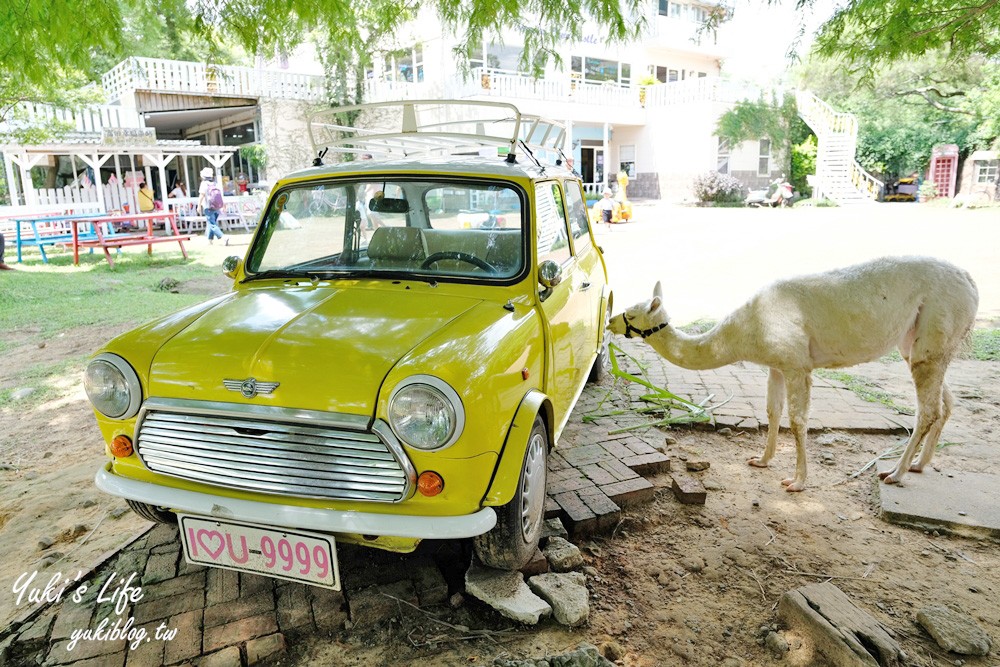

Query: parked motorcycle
[{"left": 746, "top": 177, "right": 794, "bottom": 208}]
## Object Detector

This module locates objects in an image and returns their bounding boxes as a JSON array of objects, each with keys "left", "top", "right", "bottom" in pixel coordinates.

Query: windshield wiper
[{"left": 243, "top": 269, "right": 312, "bottom": 282}]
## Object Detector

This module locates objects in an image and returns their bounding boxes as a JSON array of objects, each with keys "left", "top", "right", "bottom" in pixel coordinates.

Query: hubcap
[{"left": 519, "top": 432, "right": 546, "bottom": 541}]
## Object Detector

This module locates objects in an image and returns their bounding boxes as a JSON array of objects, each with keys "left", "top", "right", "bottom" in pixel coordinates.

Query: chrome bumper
[{"left": 95, "top": 462, "right": 496, "bottom": 539}]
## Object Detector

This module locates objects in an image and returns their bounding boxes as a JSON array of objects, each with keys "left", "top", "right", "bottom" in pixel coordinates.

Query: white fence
[
  {"left": 102, "top": 58, "right": 327, "bottom": 103},
  {"left": 23, "top": 183, "right": 146, "bottom": 214},
  {"left": 6, "top": 103, "right": 144, "bottom": 134}
]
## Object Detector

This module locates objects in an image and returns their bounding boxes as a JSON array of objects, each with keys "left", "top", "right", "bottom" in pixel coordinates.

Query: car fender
[{"left": 481, "top": 389, "right": 554, "bottom": 507}]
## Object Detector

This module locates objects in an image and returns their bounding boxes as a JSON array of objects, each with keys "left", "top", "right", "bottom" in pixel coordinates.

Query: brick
[
  {"left": 143, "top": 571, "right": 206, "bottom": 602},
  {"left": 600, "top": 477, "right": 655, "bottom": 508},
  {"left": 347, "top": 580, "right": 416, "bottom": 627},
  {"left": 205, "top": 567, "right": 240, "bottom": 606},
  {"left": 163, "top": 608, "right": 203, "bottom": 664},
  {"left": 203, "top": 612, "right": 278, "bottom": 653},
  {"left": 519, "top": 547, "right": 549, "bottom": 577},
  {"left": 312, "top": 587, "right": 348, "bottom": 631},
  {"left": 142, "top": 551, "right": 179, "bottom": 585},
  {"left": 240, "top": 572, "right": 274, "bottom": 597},
  {"left": 204, "top": 592, "right": 274, "bottom": 628},
  {"left": 560, "top": 444, "right": 613, "bottom": 467},
  {"left": 671, "top": 473, "right": 708, "bottom": 505},
  {"left": 552, "top": 491, "right": 597, "bottom": 537},
  {"left": 547, "top": 451, "right": 570, "bottom": 471},
  {"left": 247, "top": 632, "right": 286, "bottom": 665},
  {"left": 52, "top": 652, "right": 125, "bottom": 667},
  {"left": 198, "top": 646, "right": 242, "bottom": 667},
  {"left": 600, "top": 440, "right": 633, "bottom": 459},
  {"left": 547, "top": 470, "right": 594, "bottom": 494},
  {"left": 47, "top": 634, "right": 126, "bottom": 663},
  {"left": 126, "top": 633, "right": 164, "bottom": 667},
  {"left": 50, "top": 599, "right": 94, "bottom": 640},
  {"left": 146, "top": 523, "right": 180, "bottom": 548},
  {"left": 622, "top": 452, "right": 672, "bottom": 475},
  {"left": 134, "top": 589, "right": 205, "bottom": 625},
  {"left": 276, "top": 584, "right": 313, "bottom": 631},
  {"left": 597, "top": 458, "right": 641, "bottom": 482},
  {"left": 544, "top": 496, "right": 561, "bottom": 519},
  {"left": 412, "top": 562, "right": 449, "bottom": 607},
  {"left": 577, "top": 487, "right": 622, "bottom": 533},
  {"left": 623, "top": 437, "right": 658, "bottom": 456},
  {"left": 577, "top": 463, "right": 619, "bottom": 486}
]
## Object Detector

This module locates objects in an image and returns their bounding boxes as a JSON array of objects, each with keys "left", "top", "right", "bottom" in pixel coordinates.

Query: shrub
[
  {"left": 691, "top": 171, "right": 744, "bottom": 203},
  {"left": 918, "top": 181, "right": 938, "bottom": 201}
]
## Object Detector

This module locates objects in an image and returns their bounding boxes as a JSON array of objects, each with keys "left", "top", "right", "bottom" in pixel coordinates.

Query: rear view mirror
[{"left": 369, "top": 197, "right": 409, "bottom": 214}]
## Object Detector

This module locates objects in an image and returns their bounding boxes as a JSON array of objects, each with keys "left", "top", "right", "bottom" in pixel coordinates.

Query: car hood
[{"left": 147, "top": 284, "right": 481, "bottom": 415}]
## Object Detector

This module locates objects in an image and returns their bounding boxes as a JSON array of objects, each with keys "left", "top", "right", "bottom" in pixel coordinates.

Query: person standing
[
  {"left": 0, "top": 232, "right": 13, "bottom": 270},
  {"left": 168, "top": 180, "right": 187, "bottom": 198},
  {"left": 598, "top": 187, "right": 617, "bottom": 227},
  {"left": 198, "top": 167, "right": 227, "bottom": 245}
]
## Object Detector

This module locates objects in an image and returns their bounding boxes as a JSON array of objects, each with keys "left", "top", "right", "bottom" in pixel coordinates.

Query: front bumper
[{"left": 96, "top": 462, "right": 497, "bottom": 539}]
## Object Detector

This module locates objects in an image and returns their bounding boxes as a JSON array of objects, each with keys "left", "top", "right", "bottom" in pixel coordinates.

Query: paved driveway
[{"left": 597, "top": 203, "right": 1000, "bottom": 324}]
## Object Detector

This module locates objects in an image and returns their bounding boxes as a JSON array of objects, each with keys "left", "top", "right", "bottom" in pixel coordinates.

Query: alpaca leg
[
  {"left": 910, "top": 381, "right": 954, "bottom": 473},
  {"left": 781, "top": 371, "right": 811, "bottom": 492},
  {"left": 749, "top": 368, "right": 784, "bottom": 469},
  {"left": 880, "top": 361, "right": 944, "bottom": 484}
]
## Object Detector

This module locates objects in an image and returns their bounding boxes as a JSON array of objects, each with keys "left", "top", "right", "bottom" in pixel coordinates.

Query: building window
[
  {"left": 658, "top": 0, "right": 669, "bottom": 16},
  {"left": 717, "top": 138, "right": 730, "bottom": 174},
  {"left": 385, "top": 45, "right": 424, "bottom": 82},
  {"left": 655, "top": 66, "right": 667, "bottom": 83},
  {"left": 573, "top": 57, "right": 632, "bottom": 85},
  {"left": 221, "top": 122, "right": 255, "bottom": 146},
  {"left": 975, "top": 160, "right": 999, "bottom": 183},
  {"left": 620, "top": 145, "right": 636, "bottom": 178},
  {"left": 758, "top": 138, "right": 771, "bottom": 176}
]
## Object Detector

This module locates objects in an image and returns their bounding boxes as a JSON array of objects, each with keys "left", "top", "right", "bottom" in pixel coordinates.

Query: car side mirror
[
  {"left": 223, "top": 255, "right": 242, "bottom": 279},
  {"left": 538, "top": 260, "right": 563, "bottom": 289}
]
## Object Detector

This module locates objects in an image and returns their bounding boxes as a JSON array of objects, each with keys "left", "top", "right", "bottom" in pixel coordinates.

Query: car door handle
[{"left": 580, "top": 281, "right": 591, "bottom": 291}]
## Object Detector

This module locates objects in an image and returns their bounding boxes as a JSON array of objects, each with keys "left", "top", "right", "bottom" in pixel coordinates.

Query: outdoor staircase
[{"left": 795, "top": 90, "right": 882, "bottom": 205}]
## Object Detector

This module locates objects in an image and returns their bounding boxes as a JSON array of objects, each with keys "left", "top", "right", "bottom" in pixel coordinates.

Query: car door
[
  {"left": 535, "top": 181, "right": 593, "bottom": 432},
  {"left": 563, "top": 179, "right": 607, "bottom": 348}
]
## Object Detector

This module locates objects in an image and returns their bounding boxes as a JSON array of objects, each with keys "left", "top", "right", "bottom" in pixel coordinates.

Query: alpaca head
[{"left": 608, "top": 282, "right": 670, "bottom": 339}]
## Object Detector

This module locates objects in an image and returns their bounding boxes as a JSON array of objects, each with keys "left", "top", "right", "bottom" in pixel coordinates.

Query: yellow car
[{"left": 84, "top": 101, "right": 612, "bottom": 588}]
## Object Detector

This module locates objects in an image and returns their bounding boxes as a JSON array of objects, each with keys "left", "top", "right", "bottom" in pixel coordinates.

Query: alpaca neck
[{"left": 646, "top": 324, "right": 742, "bottom": 370}]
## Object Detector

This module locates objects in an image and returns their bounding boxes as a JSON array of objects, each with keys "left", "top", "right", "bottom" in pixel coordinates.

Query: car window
[
  {"left": 535, "top": 182, "right": 571, "bottom": 266},
  {"left": 247, "top": 179, "right": 525, "bottom": 281},
  {"left": 563, "top": 180, "right": 592, "bottom": 251}
]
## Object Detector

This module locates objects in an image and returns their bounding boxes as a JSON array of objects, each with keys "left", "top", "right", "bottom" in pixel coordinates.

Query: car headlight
[
  {"left": 84, "top": 353, "right": 142, "bottom": 420},
  {"left": 388, "top": 376, "right": 465, "bottom": 451}
]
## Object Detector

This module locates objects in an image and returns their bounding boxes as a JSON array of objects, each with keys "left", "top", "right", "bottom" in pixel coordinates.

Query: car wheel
[
  {"left": 474, "top": 416, "right": 548, "bottom": 570},
  {"left": 588, "top": 306, "right": 611, "bottom": 383},
  {"left": 126, "top": 499, "right": 177, "bottom": 524}
]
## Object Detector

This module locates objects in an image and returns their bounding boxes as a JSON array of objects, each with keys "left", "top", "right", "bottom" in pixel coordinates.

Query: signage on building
[{"left": 101, "top": 128, "right": 157, "bottom": 145}]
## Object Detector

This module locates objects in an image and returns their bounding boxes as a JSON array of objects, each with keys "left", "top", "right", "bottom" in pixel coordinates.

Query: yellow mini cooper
[{"left": 84, "top": 101, "right": 611, "bottom": 588}]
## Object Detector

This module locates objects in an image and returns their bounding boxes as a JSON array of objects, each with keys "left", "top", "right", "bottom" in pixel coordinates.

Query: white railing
[
  {"left": 796, "top": 90, "right": 882, "bottom": 203},
  {"left": 642, "top": 78, "right": 764, "bottom": 107},
  {"left": 8, "top": 102, "right": 144, "bottom": 133},
  {"left": 102, "top": 58, "right": 327, "bottom": 103}
]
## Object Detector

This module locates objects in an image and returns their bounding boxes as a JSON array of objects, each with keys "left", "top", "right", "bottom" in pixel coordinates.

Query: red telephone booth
[{"left": 928, "top": 144, "right": 959, "bottom": 199}]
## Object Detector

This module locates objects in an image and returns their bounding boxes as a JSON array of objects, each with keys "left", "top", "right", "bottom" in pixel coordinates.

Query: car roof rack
[{"left": 306, "top": 100, "right": 566, "bottom": 167}]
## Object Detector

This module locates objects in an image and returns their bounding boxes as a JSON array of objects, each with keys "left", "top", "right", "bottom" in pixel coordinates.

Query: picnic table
[{"left": 13, "top": 211, "right": 190, "bottom": 268}]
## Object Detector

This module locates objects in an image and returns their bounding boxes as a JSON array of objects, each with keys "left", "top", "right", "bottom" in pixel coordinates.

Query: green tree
[{"left": 715, "top": 92, "right": 812, "bottom": 187}]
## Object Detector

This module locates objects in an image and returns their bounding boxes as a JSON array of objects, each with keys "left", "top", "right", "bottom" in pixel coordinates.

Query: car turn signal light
[
  {"left": 110, "top": 435, "right": 134, "bottom": 458},
  {"left": 417, "top": 471, "right": 444, "bottom": 497}
]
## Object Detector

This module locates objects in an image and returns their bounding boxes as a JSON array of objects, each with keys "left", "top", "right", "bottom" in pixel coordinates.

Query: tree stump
[{"left": 778, "top": 582, "right": 904, "bottom": 667}]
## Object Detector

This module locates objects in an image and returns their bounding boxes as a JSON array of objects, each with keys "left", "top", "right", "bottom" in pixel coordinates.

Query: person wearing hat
[
  {"left": 198, "top": 166, "right": 227, "bottom": 245},
  {"left": 597, "top": 187, "right": 617, "bottom": 226}
]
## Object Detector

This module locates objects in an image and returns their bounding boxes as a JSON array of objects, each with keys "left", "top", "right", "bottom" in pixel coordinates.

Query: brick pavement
[{"left": 0, "top": 338, "right": 906, "bottom": 666}]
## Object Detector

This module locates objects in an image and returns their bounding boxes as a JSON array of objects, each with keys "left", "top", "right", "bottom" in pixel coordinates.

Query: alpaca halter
[{"left": 622, "top": 313, "right": 668, "bottom": 339}]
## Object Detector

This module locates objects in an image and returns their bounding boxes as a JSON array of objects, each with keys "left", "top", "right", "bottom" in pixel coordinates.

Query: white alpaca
[{"left": 608, "top": 257, "right": 979, "bottom": 491}]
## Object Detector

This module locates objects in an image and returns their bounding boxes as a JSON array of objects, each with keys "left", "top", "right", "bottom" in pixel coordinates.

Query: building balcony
[{"left": 102, "top": 57, "right": 327, "bottom": 104}]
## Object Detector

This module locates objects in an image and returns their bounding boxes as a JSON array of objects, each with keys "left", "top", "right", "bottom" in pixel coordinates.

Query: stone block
[
  {"left": 246, "top": 632, "right": 287, "bottom": 665},
  {"left": 198, "top": 646, "right": 243, "bottom": 667},
  {"left": 577, "top": 487, "right": 622, "bottom": 534},
  {"left": 163, "top": 608, "right": 203, "bottom": 665},
  {"left": 596, "top": 459, "right": 640, "bottom": 482},
  {"left": 670, "top": 473, "right": 707, "bottom": 505},
  {"left": 142, "top": 551, "right": 179, "bottom": 585},
  {"left": 312, "top": 587, "right": 348, "bottom": 632},
  {"left": 464, "top": 563, "right": 551, "bottom": 625},
  {"left": 276, "top": 584, "right": 314, "bottom": 631},
  {"left": 204, "top": 592, "right": 274, "bottom": 628},
  {"left": 519, "top": 547, "right": 549, "bottom": 577},
  {"left": 348, "top": 580, "right": 416, "bottom": 627},
  {"left": 134, "top": 590, "right": 205, "bottom": 625},
  {"left": 552, "top": 491, "right": 597, "bottom": 537},
  {"left": 413, "top": 562, "right": 449, "bottom": 607},
  {"left": 205, "top": 567, "right": 240, "bottom": 606},
  {"left": 527, "top": 572, "right": 589, "bottom": 627},
  {"left": 600, "top": 477, "right": 655, "bottom": 508},
  {"left": 203, "top": 612, "right": 278, "bottom": 654},
  {"left": 621, "top": 452, "right": 671, "bottom": 475}
]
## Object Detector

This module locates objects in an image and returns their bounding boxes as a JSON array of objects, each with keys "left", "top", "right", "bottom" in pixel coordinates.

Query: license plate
[{"left": 178, "top": 515, "right": 340, "bottom": 589}]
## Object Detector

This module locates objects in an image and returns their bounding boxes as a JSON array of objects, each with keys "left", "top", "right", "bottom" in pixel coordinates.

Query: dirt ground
[{"left": 3, "top": 315, "right": 998, "bottom": 665}]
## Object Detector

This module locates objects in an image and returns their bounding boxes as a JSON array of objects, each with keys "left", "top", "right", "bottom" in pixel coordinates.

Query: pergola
[{"left": 1, "top": 135, "right": 239, "bottom": 210}]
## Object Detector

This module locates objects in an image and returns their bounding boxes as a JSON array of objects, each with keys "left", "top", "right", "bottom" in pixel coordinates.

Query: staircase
[{"left": 795, "top": 90, "right": 882, "bottom": 205}]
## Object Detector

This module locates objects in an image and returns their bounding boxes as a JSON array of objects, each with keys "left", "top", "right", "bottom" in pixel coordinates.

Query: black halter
[{"left": 622, "top": 313, "right": 668, "bottom": 339}]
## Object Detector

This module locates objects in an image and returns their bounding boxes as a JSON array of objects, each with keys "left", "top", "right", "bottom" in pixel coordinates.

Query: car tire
[
  {"left": 126, "top": 499, "right": 177, "bottom": 524},
  {"left": 473, "top": 416, "right": 548, "bottom": 570},
  {"left": 588, "top": 342, "right": 608, "bottom": 383}
]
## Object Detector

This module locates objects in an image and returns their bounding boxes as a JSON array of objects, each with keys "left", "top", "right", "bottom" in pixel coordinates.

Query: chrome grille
[{"left": 135, "top": 400, "right": 413, "bottom": 502}]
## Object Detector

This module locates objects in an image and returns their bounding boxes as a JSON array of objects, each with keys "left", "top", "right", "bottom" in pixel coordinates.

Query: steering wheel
[{"left": 421, "top": 251, "right": 496, "bottom": 273}]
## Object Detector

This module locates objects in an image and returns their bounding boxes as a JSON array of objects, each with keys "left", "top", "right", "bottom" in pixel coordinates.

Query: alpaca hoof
[
  {"left": 748, "top": 458, "right": 769, "bottom": 469},
  {"left": 782, "top": 479, "right": 805, "bottom": 492},
  {"left": 879, "top": 471, "right": 902, "bottom": 484},
  {"left": 908, "top": 463, "right": 924, "bottom": 473}
]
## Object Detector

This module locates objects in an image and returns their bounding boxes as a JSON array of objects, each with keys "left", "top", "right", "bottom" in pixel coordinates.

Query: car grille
[{"left": 135, "top": 405, "right": 412, "bottom": 502}]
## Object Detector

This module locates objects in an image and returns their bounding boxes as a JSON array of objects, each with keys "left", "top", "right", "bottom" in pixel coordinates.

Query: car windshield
[{"left": 246, "top": 178, "right": 525, "bottom": 281}]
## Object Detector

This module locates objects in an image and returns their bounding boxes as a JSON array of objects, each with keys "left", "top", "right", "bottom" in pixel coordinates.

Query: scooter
[{"left": 746, "top": 177, "right": 793, "bottom": 208}]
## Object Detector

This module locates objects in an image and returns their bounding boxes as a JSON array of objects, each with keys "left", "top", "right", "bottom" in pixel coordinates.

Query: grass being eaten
[{"left": 584, "top": 343, "right": 729, "bottom": 433}]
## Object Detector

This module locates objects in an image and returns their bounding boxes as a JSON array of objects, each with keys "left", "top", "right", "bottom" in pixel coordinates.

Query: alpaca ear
[
  {"left": 653, "top": 281, "right": 663, "bottom": 299},
  {"left": 650, "top": 296, "right": 661, "bottom": 312}
]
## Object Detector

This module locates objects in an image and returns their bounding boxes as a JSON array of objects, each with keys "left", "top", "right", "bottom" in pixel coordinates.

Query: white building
[{"left": 4, "top": 1, "right": 822, "bottom": 208}]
